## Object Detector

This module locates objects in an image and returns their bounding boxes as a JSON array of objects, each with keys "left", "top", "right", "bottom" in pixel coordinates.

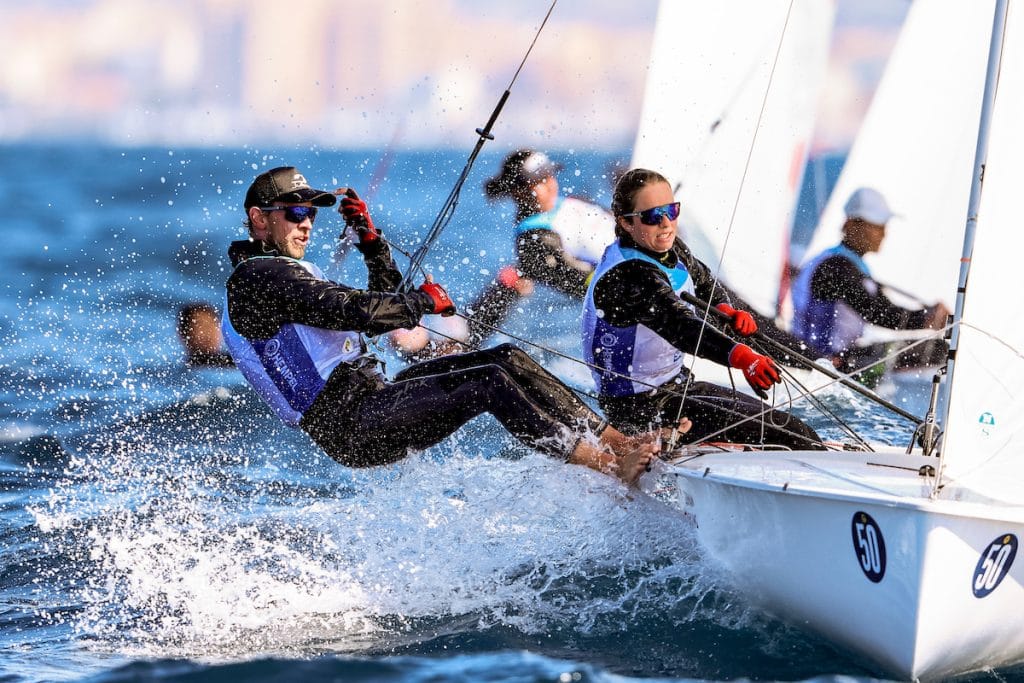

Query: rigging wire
[
  {"left": 679, "top": 290, "right": 927, "bottom": 425},
  {"left": 358, "top": 168, "right": 926, "bottom": 443},
  {"left": 397, "top": 0, "right": 559, "bottom": 293},
  {"left": 355, "top": 0, "right": 941, "bottom": 452},
  {"left": 406, "top": 305, "right": 950, "bottom": 451},
  {"left": 668, "top": 0, "right": 798, "bottom": 449}
]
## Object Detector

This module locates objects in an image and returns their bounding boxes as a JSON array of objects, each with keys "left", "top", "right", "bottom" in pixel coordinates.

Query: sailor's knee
[
  {"left": 480, "top": 362, "right": 516, "bottom": 388},
  {"left": 490, "top": 342, "right": 518, "bottom": 359},
  {"left": 492, "top": 343, "right": 536, "bottom": 367}
]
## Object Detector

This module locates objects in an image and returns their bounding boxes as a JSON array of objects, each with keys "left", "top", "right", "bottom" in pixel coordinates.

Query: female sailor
[{"left": 582, "top": 168, "right": 823, "bottom": 449}]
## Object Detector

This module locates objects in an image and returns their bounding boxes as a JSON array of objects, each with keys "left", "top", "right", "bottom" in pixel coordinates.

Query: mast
[{"left": 935, "top": 0, "right": 1009, "bottom": 490}]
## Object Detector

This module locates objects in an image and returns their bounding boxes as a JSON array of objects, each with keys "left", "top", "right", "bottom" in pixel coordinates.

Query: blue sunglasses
[
  {"left": 622, "top": 202, "right": 681, "bottom": 226},
  {"left": 259, "top": 205, "right": 318, "bottom": 223}
]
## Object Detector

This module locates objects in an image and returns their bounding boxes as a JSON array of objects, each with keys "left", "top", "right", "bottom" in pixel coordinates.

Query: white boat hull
[{"left": 666, "top": 448, "right": 1024, "bottom": 680}]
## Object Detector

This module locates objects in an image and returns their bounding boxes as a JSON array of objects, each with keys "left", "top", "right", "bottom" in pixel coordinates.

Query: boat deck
[{"left": 663, "top": 446, "right": 1024, "bottom": 519}]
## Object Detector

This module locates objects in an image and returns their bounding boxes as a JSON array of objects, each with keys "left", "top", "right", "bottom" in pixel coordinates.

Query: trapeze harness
[
  {"left": 582, "top": 242, "right": 695, "bottom": 396},
  {"left": 221, "top": 256, "right": 363, "bottom": 426},
  {"left": 791, "top": 243, "right": 872, "bottom": 357}
]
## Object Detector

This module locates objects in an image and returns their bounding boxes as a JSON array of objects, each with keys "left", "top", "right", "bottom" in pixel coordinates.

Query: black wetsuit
[
  {"left": 804, "top": 247, "right": 945, "bottom": 374},
  {"left": 225, "top": 237, "right": 604, "bottom": 467},
  {"left": 590, "top": 236, "right": 823, "bottom": 450}
]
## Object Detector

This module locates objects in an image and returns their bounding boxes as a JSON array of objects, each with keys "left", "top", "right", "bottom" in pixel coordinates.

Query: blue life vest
[
  {"left": 582, "top": 243, "right": 695, "bottom": 396},
  {"left": 221, "top": 257, "right": 365, "bottom": 426},
  {"left": 791, "top": 244, "right": 871, "bottom": 356},
  {"left": 516, "top": 196, "right": 615, "bottom": 267}
]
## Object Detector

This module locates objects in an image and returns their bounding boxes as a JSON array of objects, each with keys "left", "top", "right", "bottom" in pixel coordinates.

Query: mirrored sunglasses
[
  {"left": 622, "top": 202, "right": 681, "bottom": 226},
  {"left": 260, "top": 205, "right": 318, "bottom": 223}
]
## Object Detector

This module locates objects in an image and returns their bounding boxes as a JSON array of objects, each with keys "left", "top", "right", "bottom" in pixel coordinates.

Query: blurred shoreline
[{"left": 0, "top": 1, "right": 907, "bottom": 153}]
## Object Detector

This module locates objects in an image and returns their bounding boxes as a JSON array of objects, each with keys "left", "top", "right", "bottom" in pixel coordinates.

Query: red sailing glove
[
  {"left": 339, "top": 188, "right": 379, "bottom": 243},
  {"left": 716, "top": 303, "right": 758, "bottom": 337},
  {"left": 497, "top": 265, "right": 521, "bottom": 289},
  {"left": 420, "top": 281, "right": 456, "bottom": 316},
  {"left": 729, "top": 343, "right": 780, "bottom": 398}
]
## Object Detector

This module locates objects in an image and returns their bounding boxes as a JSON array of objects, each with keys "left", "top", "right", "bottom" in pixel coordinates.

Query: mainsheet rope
[{"left": 396, "top": 0, "right": 559, "bottom": 293}]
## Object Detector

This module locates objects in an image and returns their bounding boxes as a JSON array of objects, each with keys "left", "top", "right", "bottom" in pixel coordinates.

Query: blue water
[{"left": 0, "top": 143, "right": 1014, "bottom": 683}]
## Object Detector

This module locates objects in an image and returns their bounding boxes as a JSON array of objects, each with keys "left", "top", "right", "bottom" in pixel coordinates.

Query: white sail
[
  {"left": 802, "top": 0, "right": 993, "bottom": 310},
  {"left": 657, "top": 5, "right": 1024, "bottom": 679},
  {"left": 940, "top": 2, "right": 1024, "bottom": 502},
  {"left": 631, "top": 0, "right": 834, "bottom": 317}
]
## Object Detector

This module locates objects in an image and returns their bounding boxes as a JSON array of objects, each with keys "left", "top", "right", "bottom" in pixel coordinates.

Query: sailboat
[
  {"left": 664, "top": 1, "right": 1024, "bottom": 679},
  {"left": 802, "top": 1, "right": 988, "bottom": 322},
  {"left": 795, "top": 0, "right": 993, "bottom": 405}
]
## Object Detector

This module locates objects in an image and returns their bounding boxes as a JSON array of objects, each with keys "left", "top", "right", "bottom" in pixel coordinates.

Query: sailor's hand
[
  {"left": 337, "top": 188, "right": 379, "bottom": 243},
  {"left": 729, "top": 343, "right": 780, "bottom": 399},
  {"left": 419, "top": 277, "right": 456, "bottom": 317},
  {"left": 716, "top": 302, "right": 758, "bottom": 336},
  {"left": 497, "top": 265, "right": 534, "bottom": 296},
  {"left": 657, "top": 417, "right": 693, "bottom": 458},
  {"left": 926, "top": 302, "right": 951, "bottom": 330},
  {"left": 659, "top": 417, "right": 693, "bottom": 444}
]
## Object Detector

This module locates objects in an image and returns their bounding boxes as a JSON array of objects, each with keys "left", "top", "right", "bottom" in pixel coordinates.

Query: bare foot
[
  {"left": 613, "top": 439, "right": 657, "bottom": 485},
  {"left": 567, "top": 427, "right": 656, "bottom": 485},
  {"left": 598, "top": 425, "right": 649, "bottom": 453},
  {"left": 598, "top": 427, "right": 657, "bottom": 484}
]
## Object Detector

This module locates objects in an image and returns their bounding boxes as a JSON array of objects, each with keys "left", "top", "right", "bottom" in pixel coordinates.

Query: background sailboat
[
  {"left": 663, "top": 2, "right": 1024, "bottom": 679},
  {"left": 630, "top": 0, "right": 835, "bottom": 319},
  {"left": 800, "top": 0, "right": 990, "bottom": 322}
]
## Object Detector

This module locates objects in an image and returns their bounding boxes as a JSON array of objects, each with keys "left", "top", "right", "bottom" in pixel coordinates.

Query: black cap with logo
[{"left": 244, "top": 166, "right": 337, "bottom": 210}]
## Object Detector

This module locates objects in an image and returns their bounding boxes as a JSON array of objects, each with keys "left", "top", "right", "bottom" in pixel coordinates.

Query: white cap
[{"left": 844, "top": 187, "right": 895, "bottom": 225}]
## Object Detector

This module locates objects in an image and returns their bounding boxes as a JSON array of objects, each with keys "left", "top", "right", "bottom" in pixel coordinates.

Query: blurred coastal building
[{"left": 0, "top": 0, "right": 905, "bottom": 151}]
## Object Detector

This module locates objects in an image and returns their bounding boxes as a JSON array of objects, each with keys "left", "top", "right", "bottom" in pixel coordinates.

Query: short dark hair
[{"left": 611, "top": 168, "right": 669, "bottom": 237}]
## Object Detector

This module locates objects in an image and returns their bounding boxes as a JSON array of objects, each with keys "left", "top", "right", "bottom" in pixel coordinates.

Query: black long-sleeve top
[
  {"left": 463, "top": 226, "right": 593, "bottom": 345},
  {"left": 515, "top": 227, "right": 593, "bottom": 298},
  {"left": 225, "top": 237, "right": 434, "bottom": 341},
  {"left": 810, "top": 247, "right": 930, "bottom": 330}
]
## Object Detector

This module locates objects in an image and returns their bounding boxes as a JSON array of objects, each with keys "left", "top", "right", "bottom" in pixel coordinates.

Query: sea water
[{"left": 0, "top": 143, "right": 1012, "bottom": 682}]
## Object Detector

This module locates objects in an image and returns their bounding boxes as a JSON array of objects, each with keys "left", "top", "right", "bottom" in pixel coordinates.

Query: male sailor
[
  {"left": 582, "top": 168, "right": 824, "bottom": 449},
  {"left": 791, "top": 187, "right": 950, "bottom": 376},
  {"left": 221, "top": 166, "right": 659, "bottom": 483}
]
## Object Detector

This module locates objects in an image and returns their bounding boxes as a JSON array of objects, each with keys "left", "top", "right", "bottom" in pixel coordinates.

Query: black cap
[
  {"left": 484, "top": 150, "right": 563, "bottom": 198},
  {"left": 244, "top": 166, "right": 337, "bottom": 210}
]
